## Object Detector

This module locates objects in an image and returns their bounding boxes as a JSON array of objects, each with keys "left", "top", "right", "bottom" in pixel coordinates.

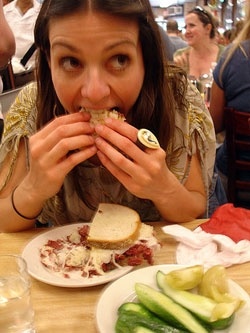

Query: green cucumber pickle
[
  {"left": 115, "top": 267, "right": 240, "bottom": 333},
  {"left": 115, "top": 302, "right": 189, "bottom": 333},
  {"left": 135, "top": 283, "right": 210, "bottom": 333},
  {"left": 157, "top": 270, "right": 236, "bottom": 330}
]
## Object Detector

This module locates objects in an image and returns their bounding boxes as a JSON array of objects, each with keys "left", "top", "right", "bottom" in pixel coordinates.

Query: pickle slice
[
  {"left": 164, "top": 265, "right": 204, "bottom": 290},
  {"left": 199, "top": 265, "right": 244, "bottom": 311}
]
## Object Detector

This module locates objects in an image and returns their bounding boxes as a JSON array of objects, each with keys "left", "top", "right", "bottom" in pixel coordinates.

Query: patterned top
[
  {"left": 0, "top": 82, "right": 216, "bottom": 225},
  {"left": 173, "top": 44, "right": 225, "bottom": 77}
]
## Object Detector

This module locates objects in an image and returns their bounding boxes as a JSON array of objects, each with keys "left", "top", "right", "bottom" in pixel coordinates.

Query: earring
[{"left": 53, "top": 104, "right": 58, "bottom": 118}]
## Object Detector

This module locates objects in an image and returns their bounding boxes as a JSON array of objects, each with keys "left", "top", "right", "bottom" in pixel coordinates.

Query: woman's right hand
[{"left": 21, "top": 111, "right": 97, "bottom": 202}]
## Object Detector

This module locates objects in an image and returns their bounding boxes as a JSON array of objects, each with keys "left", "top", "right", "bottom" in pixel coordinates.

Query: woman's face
[
  {"left": 184, "top": 13, "right": 211, "bottom": 46},
  {"left": 48, "top": 11, "right": 145, "bottom": 117}
]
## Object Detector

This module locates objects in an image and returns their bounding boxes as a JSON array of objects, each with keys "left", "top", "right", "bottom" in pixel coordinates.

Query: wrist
[
  {"left": 152, "top": 172, "right": 182, "bottom": 207},
  {"left": 11, "top": 185, "right": 44, "bottom": 220}
]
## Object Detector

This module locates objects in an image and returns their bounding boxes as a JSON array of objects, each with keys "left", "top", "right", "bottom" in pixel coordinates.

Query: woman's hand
[
  {"left": 94, "top": 118, "right": 169, "bottom": 201},
  {"left": 21, "top": 112, "right": 97, "bottom": 201}
]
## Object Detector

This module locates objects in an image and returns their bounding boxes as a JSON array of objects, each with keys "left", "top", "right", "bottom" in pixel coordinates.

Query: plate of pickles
[{"left": 96, "top": 264, "right": 250, "bottom": 333}]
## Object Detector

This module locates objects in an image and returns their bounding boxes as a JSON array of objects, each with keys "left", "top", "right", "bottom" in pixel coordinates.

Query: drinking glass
[{"left": 0, "top": 254, "right": 35, "bottom": 333}]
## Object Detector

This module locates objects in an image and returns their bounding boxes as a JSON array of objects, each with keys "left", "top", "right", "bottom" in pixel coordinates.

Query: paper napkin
[{"left": 162, "top": 204, "right": 250, "bottom": 268}]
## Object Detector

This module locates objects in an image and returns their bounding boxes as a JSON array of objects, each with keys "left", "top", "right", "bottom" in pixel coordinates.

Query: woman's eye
[
  {"left": 60, "top": 57, "right": 81, "bottom": 71},
  {"left": 110, "top": 54, "right": 129, "bottom": 71}
]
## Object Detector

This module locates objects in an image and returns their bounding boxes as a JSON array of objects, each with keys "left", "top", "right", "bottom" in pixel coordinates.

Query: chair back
[
  {"left": 225, "top": 107, "right": 250, "bottom": 208},
  {"left": 0, "top": 87, "right": 22, "bottom": 116},
  {"left": 1, "top": 62, "right": 35, "bottom": 92}
]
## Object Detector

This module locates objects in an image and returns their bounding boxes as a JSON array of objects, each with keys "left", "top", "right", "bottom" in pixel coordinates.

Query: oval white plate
[
  {"left": 96, "top": 264, "right": 250, "bottom": 333},
  {"left": 22, "top": 223, "right": 132, "bottom": 288}
]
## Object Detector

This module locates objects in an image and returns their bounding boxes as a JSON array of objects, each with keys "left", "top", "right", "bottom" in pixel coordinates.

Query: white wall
[{"left": 150, "top": 0, "right": 185, "bottom": 7}]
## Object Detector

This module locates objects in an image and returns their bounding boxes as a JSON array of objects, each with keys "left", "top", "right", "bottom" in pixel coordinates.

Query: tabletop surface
[{"left": 1, "top": 219, "right": 250, "bottom": 333}]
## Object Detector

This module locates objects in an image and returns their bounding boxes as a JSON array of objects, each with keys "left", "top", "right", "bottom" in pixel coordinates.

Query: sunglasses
[{"left": 192, "top": 6, "right": 212, "bottom": 23}]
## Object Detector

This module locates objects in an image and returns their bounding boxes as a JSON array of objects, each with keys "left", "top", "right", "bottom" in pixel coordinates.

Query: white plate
[
  {"left": 21, "top": 223, "right": 133, "bottom": 288},
  {"left": 96, "top": 264, "right": 250, "bottom": 333}
]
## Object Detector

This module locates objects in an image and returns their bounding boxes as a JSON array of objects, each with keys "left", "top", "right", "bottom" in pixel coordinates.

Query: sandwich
[
  {"left": 40, "top": 204, "right": 160, "bottom": 279},
  {"left": 87, "top": 203, "right": 142, "bottom": 250},
  {"left": 81, "top": 108, "right": 126, "bottom": 125}
]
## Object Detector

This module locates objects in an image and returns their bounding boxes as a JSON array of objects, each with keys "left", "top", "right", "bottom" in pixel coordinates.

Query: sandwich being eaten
[
  {"left": 40, "top": 204, "right": 160, "bottom": 279},
  {"left": 82, "top": 108, "right": 126, "bottom": 125}
]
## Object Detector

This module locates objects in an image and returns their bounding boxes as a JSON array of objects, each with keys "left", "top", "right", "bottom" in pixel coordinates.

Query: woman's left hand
[
  {"left": 94, "top": 118, "right": 169, "bottom": 202},
  {"left": 95, "top": 117, "right": 207, "bottom": 222}
]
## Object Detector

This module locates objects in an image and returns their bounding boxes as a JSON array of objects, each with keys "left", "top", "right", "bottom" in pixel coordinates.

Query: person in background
[
  {"left": 0, "top": 0, "right": 15, "bottom": 140},
  {"left": 232, "top": 19, "right": 245, "bottom": 39},
  {"left": 223, "top": 29, "right": 233, "bottom": 45},
  {"left": 158, "top": 24, "right": 175, "bottom": 61},
  {"left": 173, "top": 6, "right": 224, "bottom": 80},
  {"left": 209, "top": 8, "right": 250, "bottom": 197},
  {"left": 222, "top": 20, "right": 245, "bottom": 47},
  {"left": 166, "top": 19, "right": 187, "bottom": 52},
  {"left": 0, "top": 0, "right": 217, "bottom": 232},
  {"left": 3, "top": 0, "right": 41, "bottom": 72},
  {"left": 214, "top": 29, "right": 225, "bottom": 46},
  {"left": 0, "top": 0, "right": 15, "bottom": 91}
]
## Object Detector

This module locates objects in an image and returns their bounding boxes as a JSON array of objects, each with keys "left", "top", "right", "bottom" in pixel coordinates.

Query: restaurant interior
[{"left": 1, "top": 1, "right": 250, "bottom": 333}]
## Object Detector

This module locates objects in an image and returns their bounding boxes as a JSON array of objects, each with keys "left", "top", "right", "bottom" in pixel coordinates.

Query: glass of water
[{"left": 0, "top": 254, "right": 35, "bottom": 333}]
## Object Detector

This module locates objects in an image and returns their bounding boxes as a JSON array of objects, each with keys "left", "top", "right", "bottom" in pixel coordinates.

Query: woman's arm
[
  {"left": 0, "top": 140, "right": 44, "bottom": 232},
  {"left": 0, "top": 111, "right": 97, "bottom": 232},
  {"left": 0, "top": 0, "right": 15, "bottom": 67},
  {"left": 209, "top": 81, "right": 226, "bottom": 133},
  {"left": 151, "top": 152, "right": 206, "bottom": 222}
]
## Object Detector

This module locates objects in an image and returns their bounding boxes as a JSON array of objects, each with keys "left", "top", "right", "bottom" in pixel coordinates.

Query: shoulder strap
[{"left": 20, "top": 43, "right": 37, "bottom": 67}]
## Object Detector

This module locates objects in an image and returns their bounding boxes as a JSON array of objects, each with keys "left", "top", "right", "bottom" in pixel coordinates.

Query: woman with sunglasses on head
[
  {"left": 0, "top": 0, "right": 217, "bottom": 232},
  {"left": 174, "top": 6, "right": 224, "bottom": 80}
]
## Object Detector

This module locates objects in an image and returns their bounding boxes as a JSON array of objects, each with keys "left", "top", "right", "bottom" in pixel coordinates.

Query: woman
[
  {"left": 0, "top": 0, "right": 216, "bottom": 232},
  {"left": 174, "top": 6, "right": 224, "bottom": 80},
  {"left": 209, "top": 8, "right": 250, "bottom": 195}
]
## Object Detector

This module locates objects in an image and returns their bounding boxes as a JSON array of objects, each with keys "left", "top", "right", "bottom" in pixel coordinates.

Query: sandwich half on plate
[{"left": 40, "top": 204, "right": 160, "bottom": 279}]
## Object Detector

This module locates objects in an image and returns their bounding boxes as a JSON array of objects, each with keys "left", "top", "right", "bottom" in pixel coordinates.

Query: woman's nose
[{"left": 80, "top": 69, "right": 110, "bottom": 104}]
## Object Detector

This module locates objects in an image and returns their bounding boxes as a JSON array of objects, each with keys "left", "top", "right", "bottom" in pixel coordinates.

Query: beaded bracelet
[{"left": 11, "top": 186, "right": 42, "bottom": 220}]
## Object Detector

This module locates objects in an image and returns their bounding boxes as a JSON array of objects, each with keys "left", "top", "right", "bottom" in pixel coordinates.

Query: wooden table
[{"left": 1, "top": 220, "right": 250, "bottom": 333}]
